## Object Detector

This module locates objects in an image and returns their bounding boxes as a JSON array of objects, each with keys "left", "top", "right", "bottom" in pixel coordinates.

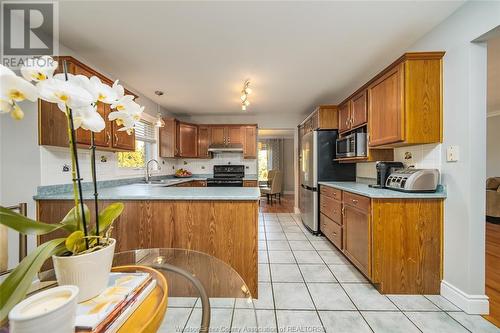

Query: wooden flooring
[
  {"left": 485, "top": 221, "right": 500, "bottom": 327},
  {"left": 259, "top": 194, "right": 295, "bottom": 213}
]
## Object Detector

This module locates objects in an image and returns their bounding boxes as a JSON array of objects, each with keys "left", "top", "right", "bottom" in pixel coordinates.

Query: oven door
[{"left": 336, "top": 135, "right": 355, "bottom": 158}]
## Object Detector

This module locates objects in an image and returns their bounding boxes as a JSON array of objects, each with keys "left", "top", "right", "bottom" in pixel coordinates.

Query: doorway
[
  {"left": 485, "top": 34, "right": 500, "bottom": 327},
  {"left": 257, "top": 129, "right": 296, "bottom": 213}
]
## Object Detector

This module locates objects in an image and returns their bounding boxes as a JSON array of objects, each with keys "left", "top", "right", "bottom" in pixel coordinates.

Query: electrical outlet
[{"left": 447, "top": 146, "right": 459, "bottom": 162}]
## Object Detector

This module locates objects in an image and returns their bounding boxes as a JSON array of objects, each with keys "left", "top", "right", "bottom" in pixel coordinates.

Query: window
[
  {"left": 118, "top": 119, "right": 155, "bottom": 168},
  {"left": 258, "top": 142, "right": 270, "bottom": 181}
]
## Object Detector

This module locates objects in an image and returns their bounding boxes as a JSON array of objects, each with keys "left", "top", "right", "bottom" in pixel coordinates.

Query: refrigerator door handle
[{"left": 301, "top": 184, "right": 317, "bottom": 191}]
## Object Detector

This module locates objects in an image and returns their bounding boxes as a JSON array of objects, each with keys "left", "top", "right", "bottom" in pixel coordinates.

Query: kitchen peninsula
[{"left": 34, "top": 183, "right": 260, "bottom": 297}]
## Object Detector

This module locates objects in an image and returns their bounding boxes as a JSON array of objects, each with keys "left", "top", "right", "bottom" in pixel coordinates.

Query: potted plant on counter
[{"left": 0, "top": 56, "right": 145, "bottom": 323}]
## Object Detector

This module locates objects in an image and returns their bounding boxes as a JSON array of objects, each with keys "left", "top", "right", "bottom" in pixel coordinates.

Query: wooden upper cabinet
[
  {"left": 351, "top": 90, "right": 368, "bottom": 128},
  {"left": 159, "top": 118, "right": 177, "bottom": 158},
  {"left": 243, "top": 126, "right": 257, "bottom": 159},
  {"left": 338, "top": 102, "right": 351, "bottom": 133},
  {"left": 227, "top": 126, "right": 243, "bottom": 145},
  {"left": 198, "top": 126, "right": 210, "bottom": 158},
  {"left": 210, "top": 126, "right": 226, "bottom": 145},
  {"left": 112, "top": 119, "right": 136, "bottom": 151},
  {"left": 38, "top": 56, "right": 136, "bottom": 152},
  {"left": 301, "top": 105, "right": 338, "bottom": 132},
  {"left": 368, "top": 52, "right": 444, "bottom": 147},
  {"left": 368, "top": 64, "right": 404, "bottom": 147},
  {"left": 177, "top": 122, "right": 198, "bottom": 158}
]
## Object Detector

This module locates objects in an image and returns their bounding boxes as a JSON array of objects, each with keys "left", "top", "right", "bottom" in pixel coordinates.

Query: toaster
[{"left": 385, "top": 168, "right": 439, "bottom": 193}]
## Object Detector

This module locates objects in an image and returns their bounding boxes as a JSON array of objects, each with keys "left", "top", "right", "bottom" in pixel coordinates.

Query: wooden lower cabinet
[
  {"left": 37, "top": 199, "right": 258, "bottom": 297},
  {"left": 173, "top": 180, "right": 207, "bottom": 187},
  {"left": 343, "top": 203, "right": 370, "bottom": 277},
  {"left": 243, "top": 180, "right": 258, "bottom": 187},
  {"left": 319, "top": 185, "right": 443, "bottom": 294},
  {"left": 320, "top": 213, "right": 342, "bottom": 249}
]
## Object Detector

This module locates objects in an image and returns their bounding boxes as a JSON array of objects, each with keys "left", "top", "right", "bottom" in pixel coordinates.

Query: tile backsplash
[
  {"left": 355, "top": 144, "right": 442, "bottom": 180},
  {"left": 40, "top": 146, "right": 256, "bottom": 185},
  {"left": 171, "top": 152, "right": 257, "bottom": 175}
]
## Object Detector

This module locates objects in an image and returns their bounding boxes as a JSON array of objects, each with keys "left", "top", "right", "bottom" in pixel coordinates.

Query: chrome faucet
[{"left": 146, "top": 159, "right": 161, "bottom": 183}]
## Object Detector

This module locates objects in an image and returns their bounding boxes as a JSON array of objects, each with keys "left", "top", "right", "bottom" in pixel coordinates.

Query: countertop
[
  {"left": 34, "top": 183, "right": 261, "bottom": 201},
  {"left": 318, "top": 181, "right": 447, "bottom": 199}
]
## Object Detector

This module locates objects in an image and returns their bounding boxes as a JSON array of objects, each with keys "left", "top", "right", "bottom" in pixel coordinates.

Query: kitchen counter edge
[{"left": 318, "top": 181, "right": 447, "bottom": 199}]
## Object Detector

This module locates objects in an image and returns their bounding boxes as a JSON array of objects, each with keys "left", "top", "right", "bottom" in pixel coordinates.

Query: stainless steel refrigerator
[{"left": 299, "top": 130, "right": 356, "bottom": 234}]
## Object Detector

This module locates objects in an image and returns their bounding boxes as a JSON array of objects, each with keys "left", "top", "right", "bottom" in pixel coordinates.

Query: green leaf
[
  {"left": 60, "top": 204, "right": 90, "bottom": 233},
  {"left": 0, "top": 206, "right": 63, "bottom": 235},
  {"left": 65, "top": 230, "right": 85, "bottom": 252},
  {"left": 0, "top": 238, "right": 66, "bottom": 322},
  {"left": 92, "top": 202, "right": 124, "bottom": 236}
]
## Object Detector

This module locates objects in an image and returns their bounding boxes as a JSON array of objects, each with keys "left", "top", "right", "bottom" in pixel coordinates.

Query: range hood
[{"left": 207, "top": 143, "right": 244, "bottom": 153}]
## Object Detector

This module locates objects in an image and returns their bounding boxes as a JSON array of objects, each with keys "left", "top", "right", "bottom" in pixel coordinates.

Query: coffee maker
[{"left": 369, "top": 161, "right": 404, "bottom": 188}]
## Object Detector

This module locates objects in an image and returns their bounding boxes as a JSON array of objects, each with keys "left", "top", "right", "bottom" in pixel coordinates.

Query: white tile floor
[{"left": 159, "top": 213, "right": 499, "bottom": 332}]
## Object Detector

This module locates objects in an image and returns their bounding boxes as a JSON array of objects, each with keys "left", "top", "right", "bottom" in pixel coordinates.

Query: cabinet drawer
[
  {"left": 320, "top": 194, "right": 342, "bottom": 224},
  {"left": 343, "top": 192, "right": 370, "bottom": 211},
  {"left": 320, "top": 186, "right": 342, "bottom": 201},
  {"left": 320, "top": 213, "right": 342, "bottom": 249}
]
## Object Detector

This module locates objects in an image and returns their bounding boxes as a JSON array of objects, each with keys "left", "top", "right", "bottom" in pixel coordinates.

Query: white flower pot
[
  {"left": 52, "top": 238, "right": 116, "bottom": 302},
  {"left": 9, "top": 285, "right": 79, "bottom": 333}
]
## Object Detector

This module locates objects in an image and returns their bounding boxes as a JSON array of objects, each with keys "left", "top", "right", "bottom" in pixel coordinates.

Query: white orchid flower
[
  {"left": 111, "top": 94, "right": 134, "bottom": 110},
  {"left": 0, "top": 99, "right": 14, "bottom": 114},
  {"left": 0, "top": 75, "right": 38, "bottom": 102},
  {"left": 112, "top": 80, "right": 125, "bottom": 99},
  {"left": 0, "top": 64, "right": 15, "bottom": 77},
  {"left": 109, "top": 99, "right": 144, "bottom": 134},
  {"left": 72, "top": 104, "right": 105, "bottom": 132},
  {"left": 37, "top": 78, "right": 94, "bottom": 112},
  {"left": 89, "top": 76, "right": 118, "bottom": 104},
  {"left": 20, "top": 56, "right": 58, "bottom": 82}
]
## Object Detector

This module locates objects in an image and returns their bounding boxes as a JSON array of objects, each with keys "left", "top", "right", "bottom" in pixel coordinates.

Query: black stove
[{"left": 207, "top": 165, "right": 245, "bottom": 187}]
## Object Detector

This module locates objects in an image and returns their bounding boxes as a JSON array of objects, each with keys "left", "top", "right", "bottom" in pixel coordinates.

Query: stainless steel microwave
[{"left": 336, "top": 132, "right": 367, "bottom": 158}]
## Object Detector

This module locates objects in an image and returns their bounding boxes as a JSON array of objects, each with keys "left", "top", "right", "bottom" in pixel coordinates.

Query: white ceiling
[
  {"left": 56, "top": 1, "right": 464, "bottom": 119},
  {"left": 488, "top": 36, "right": 500, "bottom": 114}
]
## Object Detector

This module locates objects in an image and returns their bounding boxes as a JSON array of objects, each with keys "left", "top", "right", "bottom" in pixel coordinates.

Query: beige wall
[{"left": 487, "top": 115, "right": 500, "bottom": 178}]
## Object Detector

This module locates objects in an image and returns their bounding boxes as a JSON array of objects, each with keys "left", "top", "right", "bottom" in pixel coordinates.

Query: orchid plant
[{"left": 0, "top": 56, "right": 144, "bottom": 322}]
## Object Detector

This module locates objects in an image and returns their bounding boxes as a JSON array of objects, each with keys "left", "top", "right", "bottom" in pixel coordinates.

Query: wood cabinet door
[
  {"left": 210, "top": 126, "right": 226, "bottom": 145},
  {"left": 159, "top": 118, "right": 177, "bottom": 158},
  {"left": 368, "top": 64, "right": 404, "bottom": 146},
  {"left": 198, "top": 126, "right": 210, "bottom": 158},
  {"left": 343, "top": 205, "right": 370, "bottom": 276},
  {"left": 338, "top": 102, "right": 351, "bottom": 133},
  {"left": 227, "top": 126, "right": 243, "bottom": 144},
  {"left": 351, "top": 90, "right": 368, "bottom": 128},
  {"left": 112, "top": 122, "right": 136, "bottom": 151},
  {"left": 178, "top": 123, "right": 198, "bottom": 157},
  {"left": 243, "top": 126, "right": 257, "bottom": 159},
  {"left": 243, "top": 180, "right": 258, "bottom": 187}
]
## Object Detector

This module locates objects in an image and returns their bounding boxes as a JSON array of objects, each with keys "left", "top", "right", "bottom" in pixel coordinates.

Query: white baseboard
[
  {"left": 440, "top": 280, "right": 489, "bottom": 314},
  {"left": 284, "top": 191, "right": 294, "bottom": 195}
]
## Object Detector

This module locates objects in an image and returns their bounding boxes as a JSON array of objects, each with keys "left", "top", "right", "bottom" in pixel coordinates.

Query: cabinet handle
[
  {"left": 342, "top": 206, "right": 345, "bottom": 216},
  {"left": 114, "top": 133, "right": 118, "bottom": 144},
  {"left": 106, "top": 131, "right": 111, "bottom": 144},
  {"left": 352, "top": 199, "right": 358, "bottom": 205}
]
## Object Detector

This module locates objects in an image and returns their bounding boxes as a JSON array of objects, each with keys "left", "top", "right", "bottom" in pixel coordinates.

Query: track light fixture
[{"left": 240, "top": 80, "right": 251, "bottom": 111}]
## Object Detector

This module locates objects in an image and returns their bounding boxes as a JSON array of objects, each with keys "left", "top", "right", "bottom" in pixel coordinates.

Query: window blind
[{"left": 135, "top": 119, "right": 156, "bottom": 143}]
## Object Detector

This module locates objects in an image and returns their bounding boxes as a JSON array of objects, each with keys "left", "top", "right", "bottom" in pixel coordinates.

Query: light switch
[{"left": 447, "top": 146, "right": 459, "bottom": 162}]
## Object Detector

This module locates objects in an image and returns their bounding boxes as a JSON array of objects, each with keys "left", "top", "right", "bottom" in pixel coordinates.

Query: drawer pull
[{"left": 352, "top": 199, "right": 358, "bottom": 205}]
